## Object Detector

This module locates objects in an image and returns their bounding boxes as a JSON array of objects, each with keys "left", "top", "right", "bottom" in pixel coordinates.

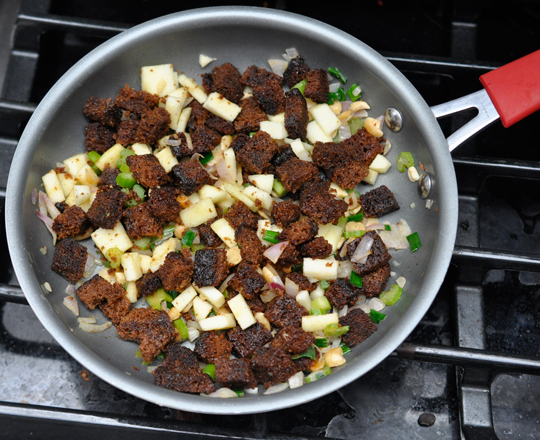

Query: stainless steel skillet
[{"left": 6, "top": 6, "right": 538, "bottom": 414}]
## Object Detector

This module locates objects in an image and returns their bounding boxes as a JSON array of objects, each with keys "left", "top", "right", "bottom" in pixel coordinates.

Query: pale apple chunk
[
  {"left": 223, "top": 183, "right": 257, "bottom": 211},
  {"left": 178, "top": 74, "right": 207, "bottom": 104},
  {"left": 303, "top": 257, "right": 338, "bottom": 280},
  {"left": 193, "top": 296, "right": 213, "bottom": 322},
  {"left": 309, "top": 103, "right": 341, "bottom": 136},
  {"left": 94, "top": 143, "right": 125, "bottom": 171},
  {"left": 179, "top": 198, "right": 217, "bottom": 228},
  {"left": 369, "top": 154, "right": 392, "bottom": 174},
  {"left": 193, "top": 285, "right": 225, "bottom": 309},
  {"left": 125, "top": 281, "right": 138, "bottom": 303},
  {"left": 203, "top": 92, "right": 242, "bottom": 122},
  {"left": 91, "top": 223, "right": 133, "bottom": 255},
  {"left": 302, "top": 313, "right": 339, "bottom": 332},
  {"left": 131, "top": 143, "right": 152, "bottom": 155},
  {"left": 259, "top": 120, "right": 287, "bottom": 140},
  {"left": 198, "top": 184, "right": 228, "bottom": 204},
  {"left": 210, "top": 218, "right": 236, "bottom": 248},
  {"left": 42, "top": 170, "right": 65, "bottom": 204},
  {"left": 176, "top": 107, "right": 192, "bottom": 133},
  {"left": 121, "top": 252, "right": 143, "bottom": 281},
  {"left": 306, "top": 120, "right": 333, "bottom": 144},
  {"left": 242, "top": 185, "right": 273, "bottom": 210},
  {"left": 171, "top": 285, "right": 198, "bottom": 313},
  {"left": 362, "top": 169, "right": 379, "bottom": 185},
  {"left": 75, "top": 164, "right": 100, "bottom": 186},
  {"left": 248, "top": 174, "right": 274, "bottom": 194},
  {"left": 62, "top": 153, "right": 87, "bottom": 177},
  {"left": 199, "top": 314, "right": 236, "bottom": 331},
  {"left": 149, "top": 237, "right": 179, "bottom": 273},
  {"left": 141, "top": 64, "right": 178, "bottom": 97},
  {"left": 289, "top": 138, "right": 312, "bottom": 161},
  {"left": 228, "top": 294, "right": 256, "bottom": 330},
  {"left": 165, "top": 87, "right": 190, "bottom": 130},
  {"left": 57, "top": 172, "right": 75, "bottom": 198},
  {"left": 154, "top": 146, "right": 178, "bottom": 173}
]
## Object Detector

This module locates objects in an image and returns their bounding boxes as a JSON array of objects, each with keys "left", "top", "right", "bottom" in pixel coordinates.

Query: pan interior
[{"left": 6, "top": 7, "right": 457, "bottom": 414}]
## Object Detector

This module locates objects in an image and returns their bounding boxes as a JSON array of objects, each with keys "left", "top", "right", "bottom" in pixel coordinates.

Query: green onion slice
[
  {"left": 181, "top": 229, "right": 196, "bottom": 246},
  {"left": 370, "top": 309, "right": 386, "bottom": 324},
  {"left": 350, "top": 271, "right": 363, "bottom": 288},
  {"left": 203, "top": 363, "right": 216, "bottom": 381},
  {"left": 147, "top": 288, "right": 173, "bottom": 310},
  {"left": 384, "top": 224, "right": 392, "bottom": 231},
  {"left": 199, "top": 151, "right": 214, "bottom": 165},
  {"left": 311, "top": 296, "right": 332, "bottom": 313},
  {"left": 292, "top": 345, "right": 317, "bottom": 360},
  {"left": 314, "top": 338, "right": 329, "bottom": 348},
  {"left": 347, "top": 212, "right": 364, "bottom": 222},
  {"left": 406, "top": 231, "right": 422, "bottom": 253},
  {"left": 291, "top": 79, "right": 307, "bottom": 95},
  {"left": 319, "top": 280, "right": 331, "bottom": 290},
  {"left": 397, "top": 152, "right": 414, "bottom": 172},
  {"left": 324, "top": 323, "right": 350, "bottom": 337},
  {"left": 339, "top": 343, "right": 351, "bottom": 355},
  {"left": 346, "top": 84, "right": 362, "bottom": 101},
  {"left": 262, "top": 230, "right": 280, "bottom": 244},
  {"left": 343, "top": 230, "right": 366, "bottom": 239},
  {"left": 272, "top": 179, "right": 288, "bottom": 197},
  {"left": 328, "top": 67, "right": 347, "bottom": 84},
  {"left": 380, "top": 284, "right": 403, "bottom": 306}
]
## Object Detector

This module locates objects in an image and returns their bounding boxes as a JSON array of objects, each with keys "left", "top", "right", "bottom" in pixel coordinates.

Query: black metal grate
[{"left": 2, "top": 1, "right": 540, "bottom": 438}]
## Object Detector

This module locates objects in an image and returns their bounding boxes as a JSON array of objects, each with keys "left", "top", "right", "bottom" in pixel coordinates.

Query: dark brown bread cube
[
  {"left": 227, "top": 322, "right": 272, "bottom": 358},
  {"left": 76, "top": 274, "right": 130, "bottom": 325},
  {"left": 230, "top": 132, "right": 250, "bottom": 154},
  {"left": 329, "top": 159, "right": 369, "bottom": 190},
  {"left": 215, "top": 358, "right": 257, "bottom": 389},
  {"left": 275, "top": 157, "right": 319, "bottom": 194},
  {"left": 83, "top": 97, "right": 122, "bottom": 128},
  {"left": 271, "top": 200, "right": 300, "bottom": 228},
  {"left": 86, "top": 187, "right": 127, "bottom": 230},
  {"left": 51, "top": 238, "right": 88, "bottom": 284},
  {"left": 284, "top": 88, "right": 309, "bottom": 141},
  {"left": 157, "top": 250, "right": 194, "bottom": 293},
  {"left": 84, "top": 122, "right": 116, "bottom": 154},
  {"left": 207, "top": 62, "right": 244, "bottom": 104},
  {"left": 228, "top": 262, "right": 266, "bottom": 300},
  {"left": 205, "top": 114, "right": 235, "bottom": 136},
  {"left": 191, "top": 125, "right": 221, "bottom": 155},
  {"left": 299, "top": 236, "right": 333, "bottom": 259},
  {"left": 193, "top": 248, "right": 229, "bottom": 287},
  {"left": 283, "top": 55, "right": 310, "bottom": 89},
  {"left": 135, "top": 107, "right": 171, "bottom": 145},
  {"left": 122, "top": 202, "right": 163, "bottom": 239},
  {"left": 271, "top": 145, "right": 296, "bottom": 168},
  {"left": 114, "top": 84, "right": 159, "bottom": 115},
  {"left": 147, "top": 186, "right": 181, "bottom": 222},
  {"left": 360, "top": 263, "right": 392, "bottom": 297},
  {"left": 235, "top": 226, "right": 265, "bottom": 267},
  {"left": 161, "top": 344, "right": 200, "bottom": 372},
  {"left": 98, "top": 165, "right": 120, "bottom": 189},
  {"left": 250, "top": 347, "right": 298, "bottom": 389},
  {"left": 55, "top": 201, "right": 69, "bottom": 213},
  {"left": 170, "top": 160, "right": 212, "bottom": 196},
  {"left": 325, "top": 278, "right": 362, "bottom": 310},
  {"left": 241, "top": 65, "right": 283, "bottom": 88},
  {"left": 135, "top": 271, "right": 162, "bottom": 298},
  {"left": 339, "top": 308, "right": 377, "bottom": 348},
  {"left": 265, "top": 296, "right": 308, "bottom": 328},
  {"left": 116, "top": 307, "right": 176, "bottom": 363},
  {"left": 304, "top": 69, "right": 329, "bottom": 103},
  {"left": 252, "top": 77, "right": 285, "bottom": 115},
  {"left": 247, "top": 297, "right": 266, "bottom": 314},
  {"left": 277, "top": 218, "right": 318, "bottom": 246},
  {"left": 186, "top": 100, "right": 211, "bottom": 132},
  {"left": 285, "top": 272, "right": 316, "bottom": 292},
  {"left": 154, "top": 367, "right": 216, "bottom": 394},
  {"left": 360, "top": 185, "right": 400, "bottom": 218},
  {"left": 114, "top": 119, "right": 139, "bottom": 146},
  {"left": 274, "top": 242, "right": 300, "bottom": 269},
  {"left": 236, "top": 130, "right": 279, "bottom": 175},
  {"left": 270, "top": 325, "right": 315, "bottom": 354},
  {"left": 224, "top": 201, "right": 258, "bottom": 231},
  {"left": 234, "top": 96, "right": 267, "bottom": 134},
  {"left": 312, "top": 141, "right": 349, "bottom": 169},
  {"left": 52, "top": 206, "right": 90, "bottom": 240},
  {"left": 344, "top": 128, "right": 384, "bottom": 166},
  {"left": 294, "top": 355, "right": 317, "bottom": 372},
  {"left": 194, "top": 330, "right": 233, "bottom": 364},
  {"left": 168, "top": 132, "right": 192, "bottom": 159},
  {"left": 198, "top": 218, "right": 223, "bottom": 248},
  {"left": 299, "top": 180, "right": 349, "bottom": 225},
  {"left": 126, "top": 154, "right": 170, "bottom": 188},
  {"left": 347, "top": 230, "right": 392, "bottom": 275}
]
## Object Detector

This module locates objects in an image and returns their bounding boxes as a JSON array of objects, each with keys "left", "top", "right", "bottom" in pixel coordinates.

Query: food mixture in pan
[{"left": 35, "top": 49, "right": 423, "bottom": 397}]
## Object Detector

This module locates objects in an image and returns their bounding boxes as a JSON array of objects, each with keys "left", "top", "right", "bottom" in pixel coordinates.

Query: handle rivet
[
  {"left": 418, "top": 172, "right": 432, "bottom": 199},
  {"left": 384, "top": 108, "right": 403, "bottom": 132}
]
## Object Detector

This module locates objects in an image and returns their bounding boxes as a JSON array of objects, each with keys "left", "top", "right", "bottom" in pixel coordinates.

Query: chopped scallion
[
  {"left": 272, "top": 179, "right": 288, "bottom": 197},
  {"left": 291, "top": 79, "right": 307, "bottom": 95},
  {"left": 328, "top": 87, "right": 347, "bottom": 105},
  {"left": 370, "top": 309, "right": 386, "bottom": 324},
  {"left": 203, "top": 363, "right": 216, "bottom": 381},
  {"left": 233, "top": 389, "right": 245, "bottom": 397},
  {"left": 343, "top": 230, "right": 366, "bottom": 239},
  {"left": 346, "top": 84, "right": 362, "bottom": 101},
  {"left": 311, "top": 296, "right": 332, "bottom": 313},
  {"left": 328, "top": 66, "right": 347, "bottom": 84},
  {"left": 347, "top": 213, "right": 364, "bottom": 222},
  {"left": 406, "top": 231, "right": 422, "bottom": 253},
  {"left": 199, "top": 151, "right": 214, "bottom": 165},
  {"left": 262, "top": 230, "right": 280, "bottom": 244},
  {"left": 173, "top": 318, "right": 189, "bottom": 340},
  {"left": 292, "top": 345, "right": 317, "bottom": 360},
  {"left": 385, "top": 224, "right": 392, "bottom": 231},
  {"left": 339, "top": 343, "right": 351, "bottom": 355},
  {"left": 314, "top": 338, "right": 329, "bottom": 348},
  {"left": 350, "top": 271, "right": 363, "bottom": 288},
  {"left": 181, "top": 229, "right": 196, "bottom": 246}
]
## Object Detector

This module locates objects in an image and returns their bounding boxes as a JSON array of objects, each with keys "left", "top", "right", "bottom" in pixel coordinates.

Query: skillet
[{"left": 5, "top": 6, "right": 539, "bottom": 414}]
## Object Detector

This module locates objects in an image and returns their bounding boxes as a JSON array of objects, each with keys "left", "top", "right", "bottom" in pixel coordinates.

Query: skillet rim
[{"left": 5, "top": 5, "right": 458, "bottom": 414}]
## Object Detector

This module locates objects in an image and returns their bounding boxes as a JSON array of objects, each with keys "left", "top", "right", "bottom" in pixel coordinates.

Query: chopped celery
[
  {"left": 380, "top": 284, "right": 403, "bottom": 306},
  {"left": 173, "top": 318, "right": 189, "bottom": 340},
  {"left": 348, "top": 117, "right": 364, "bottom": 136},
  {"left": 203, "top": 363, "right": 216, "bottom": 381},
  {"left": 397, "top": 152, "right": 414, "bottom": 172},
  {"left": 133, "top": 237, "right": 152, "bottom": 251},
  {"left": 135, "top": 349, "right": 151, "bottom": 365},
  {"left": 305, "top": 365, "right": 332, "bottom": 383},
  {"left": 311, "top": 296, "right": 332, "bottom": 313},
  {"left": 147, "top": 288, "right": 173, "bottom": 310},
  {"left": 310, "top": 308, "right": 324, "bottom": 316},
  {"left": 87, "top": 150, "right": 101, "bottom": 164},
  {"left": 370, "top": 309, "right": 386, "bottom": 324},
  {"left": 406, "top": 231, "right": 422, "bottom": 253},
  {"left": 319, "top": 280, "right": 331, "bottom": 290},
  {"left": 116, "top": 172, "right": 136, "bottom": 189},
  {"left": 292, "top": 345, "right": 317, "bottom": 360},
  {"left": 104, "top": 247, "right": 123, "bottom": 268},
  {"left": 343, "top": 230, "right": 366, "bottom": 239},
  {"left": 324, "top": 323, "right": 350, "bottom": 337}
]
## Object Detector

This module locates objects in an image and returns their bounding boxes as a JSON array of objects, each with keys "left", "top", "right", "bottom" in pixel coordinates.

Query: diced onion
[
  {"left": 285, "top": 277, "right": 300, "bottom": 298},
  {"left": 63, "top": 295, "right": 79, "bottom": 316},
  {"left": 216, "top": 158, "right": 235, "bottom": 183},
  {"left": 268, "top": 59, "right": 288, "bottom": 76},
  {"left": 368, "top": 297, "right": 385, "bottom": 311},
  {"left": 366, "top": 223, "right": 385, "bottom": 231},
  {"left": 396, "top": 276, "right": 406, "bottom": 288},
  {"left": 79, "top": 321, "right": 112, "bottom": 333},
  {"left": 263, "top": 382, "right": 289, "bottom": 395},
  {"left": 285, "top": 47, "right": 299, "bottom": 59},
  {"left": 77, "top": 317, "right": 96, "bottom": 324},
  {"left": 288, "top": 371, "right": 304, "bottom": 389},
  {"left": 269, "top": 275, "right": 285, "bottom": 291},
  {"left": 337, "top": 260, "right": 354, "bottom": 279},
  {"left": 32, "top": 188, "right": 38, "bottom": 205},
  {"left": 203, "top": 387, "right": 239, "bottom": 398},
  {"left": 35, "top": 209, "right": 57, "bottom": 245},
  {"left": 350, "top": 235, "right": 374, "bottom": 264},
  {"left": 339, "top": 122, "right": 351, "bottom": 141},
  {"left": 329, "top": 82, "right": 340, "bottom": 93},
  {"left": 263, "top": 241, "right": 289, "bottom": 264}
]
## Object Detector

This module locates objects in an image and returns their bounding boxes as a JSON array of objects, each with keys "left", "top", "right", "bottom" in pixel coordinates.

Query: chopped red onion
[
  {"left": 31, "top": 188, "right": 38, "bottom": 205},
  {"left": 190, "top": 152, "right": 204, "bottom": 162},
  {"left": 216, "top": 158, "right": 235, "bottom": 183},
  {"left": 350, "top": 235, "right": 374, "bottom": 265},
  {"left": 35, "top": 209, "right": 57, "bottom": 245},
  {"left": 263, "top": 241, "right": 288, "bottom": 264},
  {"left": 285, "top": 277, "right": 300, "bottom": 298},
  {"left": 39, "top": 191, "right": 61, "bottom": 220},
  {"left": 366, "top": 223, "right": 385, "bottom": 231}
]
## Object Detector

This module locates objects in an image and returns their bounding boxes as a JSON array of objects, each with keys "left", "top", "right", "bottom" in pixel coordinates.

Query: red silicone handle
[{"left": 479, "top": 49, "right": 540, "bottom": 128}]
